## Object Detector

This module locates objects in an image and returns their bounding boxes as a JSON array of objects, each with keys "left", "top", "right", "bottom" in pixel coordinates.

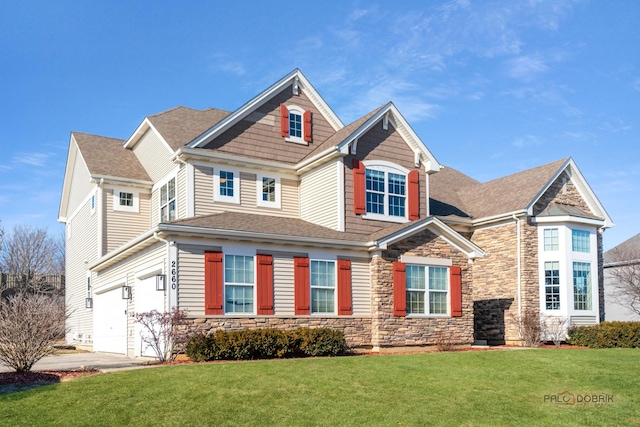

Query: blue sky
[{"left": 0, "top": 0, "right": 638, "bottom": 250}]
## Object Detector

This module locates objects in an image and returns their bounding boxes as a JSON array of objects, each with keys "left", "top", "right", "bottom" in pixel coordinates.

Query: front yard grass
[{"left": 1, "top": 348, "right": 638, "bottom": 426}]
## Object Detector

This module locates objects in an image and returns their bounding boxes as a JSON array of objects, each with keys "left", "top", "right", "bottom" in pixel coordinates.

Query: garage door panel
[{"left": 94, "top": 288, "right": 127, "bottom": 354}]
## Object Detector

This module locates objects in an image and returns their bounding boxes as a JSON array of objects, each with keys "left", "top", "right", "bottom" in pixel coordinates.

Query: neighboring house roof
[
  {"left": 147, "top": 106, "right": 230, "bottom": 151},
  {"left": 73, "top": 132, "right": 151, "bottom": 182},
  {"left": 604, "top": 232, "right": 640, "bottom": 265}
]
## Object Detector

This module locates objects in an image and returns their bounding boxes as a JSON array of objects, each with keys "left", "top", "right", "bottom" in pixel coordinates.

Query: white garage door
[
  {"left": 93, "top": 287, "right": 128, "bottom": 354},
  {"left": 134, "top": 276, "right": 166, "bottom": 357}
]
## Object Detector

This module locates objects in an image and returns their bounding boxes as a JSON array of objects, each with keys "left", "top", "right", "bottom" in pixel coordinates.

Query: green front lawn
[{"left": 1, "top": 349, "right": 638, "bottom": 426}]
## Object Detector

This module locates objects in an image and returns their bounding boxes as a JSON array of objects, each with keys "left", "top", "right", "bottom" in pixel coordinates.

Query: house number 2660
[{"left": 171, "top": 260, "right": 177, "bottom": 289}]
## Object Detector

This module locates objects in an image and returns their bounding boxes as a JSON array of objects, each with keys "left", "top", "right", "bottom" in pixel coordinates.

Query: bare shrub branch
[
  {"left": 541, "top": 315, "right": 569, "bottom": 347},
  {"left": 511, "top": 309, "right": 542, "bottom": 347},
  {"left": 607, "top": 244, "right": 640, "bottom": 316},
  {"left": 0, "top": 292, "right": 68, "bottom": 373},
  {"left": 133, "top": 308, "right": 189, "bottom": 362}
]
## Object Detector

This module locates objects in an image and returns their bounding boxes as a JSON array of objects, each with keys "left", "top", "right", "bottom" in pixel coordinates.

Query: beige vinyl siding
[
  {"left": 177, "top": 245, "right": 206, "bottom": 316},
  {"left": 132, "top": 128, "right": 175, "bottom": 182},
  {"left": 570, "top": 315, "right": 598, "bottom": 326},
  {"left": 177, "top": 165, "right": 188, "bottom": 219},
  {"left": 273, "top": 256, "right": 294, "bottom": 315},
  {"left": 66, "top": 198, "right": 99, "bottom": 346},
  {"left": 67, "top": 147, "right": 94, "bottom": 216},
  {"left": 300, "top": 159, "right": 339, "bottom": 230},
  {"left": 351, "top": 258, "right": 372, "bottom": 316},
  {"left": 193, "top": 165, "right": 299, "bottom": 218},
  {"left": 93, "top": 243, "right": 166, "bottom": 352},
  {"left": 104, "top": 188, "right": 151, "bottom": 252},
  {"left": 151, "top": 186, "right": 160, "bottom": 226}
]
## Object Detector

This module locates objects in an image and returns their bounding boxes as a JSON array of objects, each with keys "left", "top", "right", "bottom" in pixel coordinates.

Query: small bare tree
[
  {"left": 133, "top": 308, "right": 189, "bottom": 362},
  {"left": 606, "top": 244, "right": 640, "bottom": 317},
  {"left": 513, "top": 309, "right": 542, "bottom": 347},
  {"left": 0, "top": 292, "right": 68, "bottom": 372},
  {"left": 542, "top": 315, "right": 569, "bottom": 348}
]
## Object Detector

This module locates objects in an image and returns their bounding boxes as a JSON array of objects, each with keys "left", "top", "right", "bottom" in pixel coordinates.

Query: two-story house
[{"left": 59, "top": 69, "right": 613, "bottom": 355}]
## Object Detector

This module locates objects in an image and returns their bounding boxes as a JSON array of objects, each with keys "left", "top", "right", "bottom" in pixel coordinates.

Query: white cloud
[
  {"left": 506, "top": 55, "right": 549, "bottom": 80},
  {"left": 14, "top": 152, "right": 52, "bottom": 167},
  {"left": 513, "top": 134, "right": 541, "bottom": 148}
]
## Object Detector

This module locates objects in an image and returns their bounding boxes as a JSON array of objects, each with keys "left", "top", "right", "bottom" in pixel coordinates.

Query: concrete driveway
[{"left": 0, "top": 352, "right": 155, "bottom": 373}]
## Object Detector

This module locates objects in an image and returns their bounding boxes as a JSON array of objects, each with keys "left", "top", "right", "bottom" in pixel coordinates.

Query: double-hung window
[
  {"left": 214, "top": 168, "right": 240, "bottom": 204},
  {"left": 310, "top": 260, "right": 335, "bottom": 314},
  {"left": 544, "top": 261, "right": 560, "bottom": 310},
  {"left": 160, "top": 178, "right": 176, "bottom": 222},
  {"left": 573, "top": 262, "right": 592, "bottom": 310},
  {"left": 365, "top": 165, "right": 407, "bottom": 220},
  {"left": 225, "top": 255, "right": 254, "bottom": 313},
  {"left": 406, "top": 265, "right": 448, "bottom": 315}
]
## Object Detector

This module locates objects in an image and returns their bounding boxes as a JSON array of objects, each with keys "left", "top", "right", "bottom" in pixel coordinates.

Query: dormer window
[{"left": 280, "top": 104, "right": 312, "bottom": 144}]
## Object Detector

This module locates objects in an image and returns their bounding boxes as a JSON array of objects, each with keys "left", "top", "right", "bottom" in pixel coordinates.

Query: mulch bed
[{"left": 0, "top": 370, "right": 101, "bottom": 395}]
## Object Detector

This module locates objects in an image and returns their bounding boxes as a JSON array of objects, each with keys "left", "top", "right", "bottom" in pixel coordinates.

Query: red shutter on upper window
[
  {"left": 353, "top": 158, "right": 366, "bottom": 215},
  {"left": 450, "top": 266, "right": 462, "bottom": 317},
  {"left": 256, "top": 254, "right": 274, "bottom": 315},
  {"left": 280, "top": 104, "right": 289, "bottom": 137},
  {"left": 294, "top": 257, "right": 310, "bottom": 315},
  {"left": 337, "top": 259, "right": 352, "bottom": 316},
  {"left": 204, "top": 251, "right": 223, "bottom": 315},
  {"left": 393, "top": 261, "right": 406, "bottom": 317},
  {"left": 408, "top": 170, "right": 420, "bottom": 220},
  {"left": 303, "top": 110, "right": 312, "bottom": 142}
]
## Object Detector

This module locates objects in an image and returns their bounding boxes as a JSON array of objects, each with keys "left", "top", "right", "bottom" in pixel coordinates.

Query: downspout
[{"left": 512, "top": 213, "right": 522, "bottom": 334}]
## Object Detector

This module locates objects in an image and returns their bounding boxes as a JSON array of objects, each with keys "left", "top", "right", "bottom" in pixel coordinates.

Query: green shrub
[
  {"left": 185, "top": 327, "right": 348, "bottom": 361},
  {"left": 567, "top": 321, "right": 640, "bottom": 348}
]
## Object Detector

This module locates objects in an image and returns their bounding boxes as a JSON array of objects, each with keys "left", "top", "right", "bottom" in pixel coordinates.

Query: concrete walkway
[{"left": 0, "top": 352, "right": 156, "bottom": 373}]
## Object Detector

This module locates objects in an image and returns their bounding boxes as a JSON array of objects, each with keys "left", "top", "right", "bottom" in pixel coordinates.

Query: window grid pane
[
  {"left": 545, "top": 261, "right": 560, "bottom": 310},
  {"left": 406, "top": 266, "right": 425, "bottom": 290},
  {"left": 224, "top": 255, "right": 254, "bottom": 313},
  {"left": 572, "top": 230, "right": 590, "bottom": 253},
  {"left": 220, "top": 171, "right": 234, "bottom": 197},
  {"left": 120, "top": 192, "right": 133, "bottom": 207},
  {"left": 573, "top": 262, "right": 591, "bottom": 310},
  {"left": 310, "top": 261, "right": 335, "bottom": 314},
  {"left": 406, "top": 290, "right": 425, "bottom": 314},
  {"left": 262, "top": 177, "right": 276, "bottom": 202},
  {"left": 429, "top": 292, "right": 447, "bottom": 314},
  {"left": 289, "top": 113, "right": 302, "bottom": 138},
  {"left": 544, "top": 228, "right": 559, "bottom": 251},
  {"left": 429, "top": 267, "right": 448, "bottom": 290}
]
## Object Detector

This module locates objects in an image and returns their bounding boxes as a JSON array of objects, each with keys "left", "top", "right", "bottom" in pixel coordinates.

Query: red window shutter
[
  {"left": 408, "top": 170, "right": 420, "bottom": 220},
  {"left": 294, "top": 257, "right": 310, "bottom": 315},
  {"left": 353, "top": 158, "right": 366, "bottom": 215},
  {"left": 450, "top": 266, "right": 462, "bottom": 317},
  {"left": 393, "top": 261, "right": 406, "bottom": 316},
  {"left": 256, "top": 254, "right": 274, "bottom": 315},
  {"left": 280, "top": 104, "right": 289, "bottom": 137},
  {"left": 337, "top": 259, "right": 352, "bottom": 316},
  {"left": 204, "top": 251, "right": 223, "bottom": 315},
  {"left": 303, "top": 110, "right": 312, "bottom": 142}
]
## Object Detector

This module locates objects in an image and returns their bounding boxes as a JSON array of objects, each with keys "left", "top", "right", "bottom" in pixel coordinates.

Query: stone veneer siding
[
  {"left": 532, "top": 172, "right": 591, "bottom": 215},
  {"left": 371, "top": 230, "right": 474, "bottom": 348},
  {"left": 185, "top": 317, "right": 372, "bottom": 349}
]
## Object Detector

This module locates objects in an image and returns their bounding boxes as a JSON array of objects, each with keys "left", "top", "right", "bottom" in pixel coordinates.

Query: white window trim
[
  {"left": 113, "top": 188, "right": 139, "bottom": 213},
  {"left": 362, "top": 160, "right": 410, "bottom": 223},
  {"left": 405, "top": 265, "right": 450, "bottom": 317},
  {"left": 223, "top": 254, "right": 256, "bottom": 315},
  {"left": 256, "top": 174, "right": 281, "bottom": 209},
  {"left": 310, "top": 259, "right": 337, "bottom": 315},
  {"left": 159, "top": 177, "right": 177, "bottom": 222},
  {"left": 214, "top": 167, "right": 240, "bottom": 204},
  {"left": 284, "top": 105, "right": 307, "bottom": 145}
]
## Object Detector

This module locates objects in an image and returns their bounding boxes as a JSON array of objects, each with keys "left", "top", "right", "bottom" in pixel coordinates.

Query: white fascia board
[
  {"left": 336, "top": 102, "right": 394, "bottom": 155},
  {"left": 123, "top": 119, "right": 151, "bottom": 149},
  {"left": 156, "top": 224, "right": 367, "bottom": 251},
  {"left": 89, "top": 228, "right": 160, "bottom": 272},
  {"left": 525, "top": 158, "right": 570, "bottom": 216},
  {"left": 469, "top": 209, "right": 527, "bottom": 228},
  {"left": 188, "top": 69, "right": 344, "bottom": 149},
  {"left": 370, "top": 217, "right": 485, "bottom": 259},
  {"left": 295, "top": 146, "right": 343, "bottom": 174},
  {"left": 58, "top": 135, "right": 78, "bottom": 222},
  {"left": 90, "top": 174, "right": 153, "bottom": 189},
  {"left": 530, "top": 215, "right": 606, "bottom": 227},
  {"left": 175, "top": 147, "right": 297, "bottom": 175}
]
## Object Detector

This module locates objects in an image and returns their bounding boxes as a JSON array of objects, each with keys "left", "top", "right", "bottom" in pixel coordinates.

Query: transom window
[
  {"left": 160, "top": 178, "right": 176, "bottom": 222},
  {"left": 225, "top": 255, "right": 254, "bottom": 313},
  {"left": 544, "top": 261, "right": 560, "bottom": 310},
  {"left": 310, "top": 260, "right": 335, "bottom": 314},
  {"left": 572, "top": 229, "right": 590, "bottom": 253},
  {"left": 406, "top": 265, "right": 448, "bottom": 315},
  {"left": 573, "top": 262, "right": 592, "bottom": 310},
  {"left": 365, "top": 167, "right": 406, "bottom": 218},
  {"left": 544, "top": 228, "right": 559, "bottom": 251}
]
